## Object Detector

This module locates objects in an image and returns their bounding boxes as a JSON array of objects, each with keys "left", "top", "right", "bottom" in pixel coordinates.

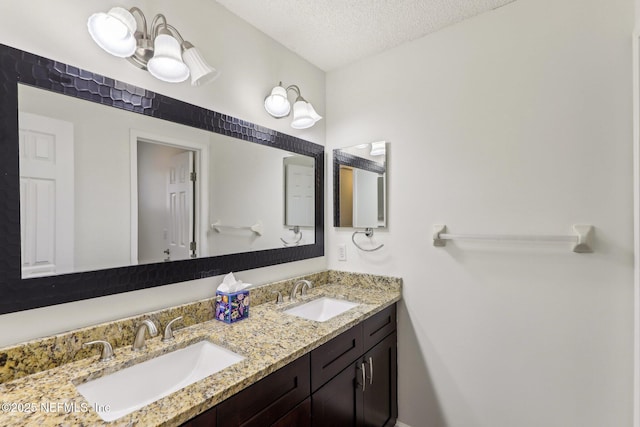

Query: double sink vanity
[
  {"left": 0, "top": 44, "right": 396, "bottom": 426},
  {"left": 0, "top": 271, "right": 401, "bottom": 426}
]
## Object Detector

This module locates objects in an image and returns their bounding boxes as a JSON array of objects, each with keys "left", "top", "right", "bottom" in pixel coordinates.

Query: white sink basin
[
  {"left": 284, "top": 297, "right": 359, "bottom": 322},
  {"left": 75, "top": 340, "right": 244, "bottom": 422}
]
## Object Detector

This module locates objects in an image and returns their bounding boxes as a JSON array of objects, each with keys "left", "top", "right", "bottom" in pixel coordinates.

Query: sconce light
[
  {"left": 87, "top": 7, "right": 219, "bottom": 86},
  {"left": 264, "top": 83, "right": 322, "bottom": 129},
  {"left": 355, "top": 141, "right": 386, "bottom": 156},
  {"left": 370, "top": 141, "right": 386, "bottom": 156}
]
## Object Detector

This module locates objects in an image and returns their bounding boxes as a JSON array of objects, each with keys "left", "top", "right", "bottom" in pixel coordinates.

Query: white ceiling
[{"left": 214, "top": 0, "right": 517, "bottom": 71}]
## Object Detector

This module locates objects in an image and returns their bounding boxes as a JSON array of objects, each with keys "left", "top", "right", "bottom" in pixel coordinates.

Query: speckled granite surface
[
  {"left": 0, "top": 271, "right": 401, "bottom": 426},
  {"left": 0, "top": 271, "right": 330, "bottom": 384}
]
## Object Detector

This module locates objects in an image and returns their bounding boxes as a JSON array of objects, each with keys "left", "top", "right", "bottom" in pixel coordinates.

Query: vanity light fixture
[
  {"left": 264, "top": 83, "right": 322, "bottom": 129},
  {"left": 87, "top": 7, "right": 219, "bottom": 86},
  {"left": 370, "top": 141, "right": 386, "bottom": 156}
]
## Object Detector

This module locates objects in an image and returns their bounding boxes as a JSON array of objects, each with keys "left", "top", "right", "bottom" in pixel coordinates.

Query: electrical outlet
[{"left": 338, "top": 244, "right": 347, "bottom": 261}]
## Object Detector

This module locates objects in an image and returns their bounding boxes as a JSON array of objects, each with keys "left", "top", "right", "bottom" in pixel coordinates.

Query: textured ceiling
[{"left": 215, "top": 0, "right": 517, "bottom": 71}]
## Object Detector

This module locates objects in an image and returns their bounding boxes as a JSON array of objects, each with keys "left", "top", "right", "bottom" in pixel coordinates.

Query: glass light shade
[
  {"left": 182, "top": 46, "right": 220, "bottom": 86},
  {"left": 264, "top": 86, "right": 291, "bottom": 117},
  {"left": 147, "top": 33, "right": 190, "bottom": 83},
  {"left": 370, "top": 141, "right": 386, "bottom": 156},
  {"left": 87, "top": 7, "right": 137, "bottom": 58},
  {"left": 291, "top": 100, "right": 322, "bottom": 129}
]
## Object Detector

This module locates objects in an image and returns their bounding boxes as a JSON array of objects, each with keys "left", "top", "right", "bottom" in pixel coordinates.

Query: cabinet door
[
  {"left": 311, "top": 361, "right": 364, "bottom": 427},
  {"left": 363, "top": 332, "right": 397, "bottom": 427}
]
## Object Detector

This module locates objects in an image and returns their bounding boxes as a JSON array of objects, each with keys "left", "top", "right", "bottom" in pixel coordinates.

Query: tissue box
[{"left": 215, "top": 290, "right": 250, "bottom": 323}]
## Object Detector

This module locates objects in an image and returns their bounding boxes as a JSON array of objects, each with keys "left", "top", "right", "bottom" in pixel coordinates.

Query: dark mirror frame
[{"left": 0, "top": 44, "right": 324, "bottom": 315}]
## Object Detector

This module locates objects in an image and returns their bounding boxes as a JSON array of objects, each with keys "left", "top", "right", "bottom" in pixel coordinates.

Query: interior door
[
  {"left": 285, "top": 163, "right": 314, "bottom": 227},
  {"left": 166, "top": 150, "right": 194, "bottom": 261},
  {"left": 19, "top": 112, "right": 74, "bottom": 277},
  {"left": 353, "top": 169, "right": 379, "bottom": 228}
]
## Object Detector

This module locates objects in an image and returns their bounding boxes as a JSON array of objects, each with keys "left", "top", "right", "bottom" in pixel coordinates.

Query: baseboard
[{"left": 396, "top": 421, "right": 412, "bottom": 427}]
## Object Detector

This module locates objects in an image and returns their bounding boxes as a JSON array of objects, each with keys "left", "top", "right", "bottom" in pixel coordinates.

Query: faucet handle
[
  {"left": 162, "top": 316, "right": 183, "bottom": 342},
  {"left": 83, "top": 340, "right": 114, "bottom": 362},
  {"left": 301, "top": 281, "right": 313, "bottom": 296},
  {"left": 271, "top": 291, "right": 284, "bottom": 304}
]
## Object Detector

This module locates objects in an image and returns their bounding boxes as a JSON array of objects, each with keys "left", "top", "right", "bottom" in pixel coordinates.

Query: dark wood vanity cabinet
[
  {"left": 181, "top": 406, "right": 217, "bottom": 427},
  {"left": 362, "top": 332, "right": 398, "bottom": 427},
  {"left": 272, "top": 398, "right": 311, "bottom": 427},
  {"left": 217, "top": 354, "right": 311, "bottom": 427},
  {"left": 180, "top": 355, "right": 310, "bottom": 427},
  {"left": 181, "top": 303, "right": 397, "bottom": 427},
  {"left": 310, "top": 305, "right": 398, "bottom": 427}
]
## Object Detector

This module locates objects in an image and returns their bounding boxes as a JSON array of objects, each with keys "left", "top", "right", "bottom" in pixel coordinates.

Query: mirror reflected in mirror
[{"left": 333, "top": 142, "right": 387, "bottom": 229}]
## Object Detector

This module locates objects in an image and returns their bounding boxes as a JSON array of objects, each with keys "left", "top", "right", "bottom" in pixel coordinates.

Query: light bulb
[
  {"left": 87, "top": 7, "right": 137, "bottom": 58},
  {"left": 147, "top": 33, "right": 190, "bottom": 83},
  {"left": 264, "top": 85, "right": 291, "bottom": 117}
]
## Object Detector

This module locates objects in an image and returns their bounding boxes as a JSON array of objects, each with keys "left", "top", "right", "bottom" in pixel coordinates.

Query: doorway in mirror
[
  {"left": 136, "top": 141, "right": 197, "bottom": 264},
  {"left": 131, "top": 132, "right": 210, "bottom": 266}
]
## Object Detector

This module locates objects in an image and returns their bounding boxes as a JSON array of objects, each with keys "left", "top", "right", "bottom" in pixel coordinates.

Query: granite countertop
[{"left": 0, "top": 279, "right": 401, "bottom": 426}]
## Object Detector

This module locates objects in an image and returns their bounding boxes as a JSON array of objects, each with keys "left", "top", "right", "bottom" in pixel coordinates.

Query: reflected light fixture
[
  {"left": 264, "top": 82, "right": 322, "bottom": 129},
  {"left": 370, "top": 141, "right": 386, "bottom": 156},
  {"left": 87, "top": 7, "right": 219, "bottom": 86}
]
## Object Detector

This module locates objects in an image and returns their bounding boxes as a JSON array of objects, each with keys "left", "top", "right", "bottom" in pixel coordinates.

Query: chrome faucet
[
  {"left": 290, "top": 279, "right": 313, "bottom": 301},
  {"left": 132, "top": 319, "right": 158, "bottom": 351}
]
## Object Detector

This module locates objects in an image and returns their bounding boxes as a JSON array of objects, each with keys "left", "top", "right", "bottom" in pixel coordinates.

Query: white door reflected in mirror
[{"left": 19, "top": 112, "right": 74, "bottom": 278}]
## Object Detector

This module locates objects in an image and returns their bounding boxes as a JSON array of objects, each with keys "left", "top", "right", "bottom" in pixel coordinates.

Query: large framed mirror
[
  {"left": 0, "top": 44, "right": 324, "bottom": 314},
  {"left": 333, "top": 142, "right": 387, "bottom": 228}
]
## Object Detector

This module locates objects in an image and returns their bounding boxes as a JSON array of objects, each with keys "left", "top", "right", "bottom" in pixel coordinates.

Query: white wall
[
  {"left": 327, "top": 0, "right": 634, "bottom": 426},
  {"left": 207, "top": 134, "right": 304, "bottom": 255},
  {"left": 0, "top": 0, "right": 325, "bottom": 347}
]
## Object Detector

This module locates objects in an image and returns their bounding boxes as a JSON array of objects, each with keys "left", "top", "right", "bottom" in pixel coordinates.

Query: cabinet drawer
[
  {"left": 311, "top": 323, "right": 363, "bottom": 392},
  {"left": 363, "top": 304, "right": 396, "bottom": 350},
  {"left": 217, "top": 354, "right": 310, "bottom": 427}
]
